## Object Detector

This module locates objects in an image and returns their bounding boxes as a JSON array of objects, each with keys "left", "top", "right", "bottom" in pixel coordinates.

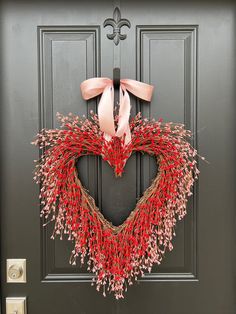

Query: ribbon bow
[{"left": 80, "top": 77, "right": 154, "bottom": 144}]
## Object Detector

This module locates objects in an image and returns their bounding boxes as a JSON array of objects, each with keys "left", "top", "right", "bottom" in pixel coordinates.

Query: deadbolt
[
  {"left": 7, "top": 259, "right": 26, "bottom": 283},
  {"left": 8, "top": 264, "right": 23, "bottom": 280}
]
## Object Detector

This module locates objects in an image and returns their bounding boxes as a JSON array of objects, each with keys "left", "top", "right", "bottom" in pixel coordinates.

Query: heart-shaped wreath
[{"left": 32, "top": 111, "right": 200, "bottom": 299}]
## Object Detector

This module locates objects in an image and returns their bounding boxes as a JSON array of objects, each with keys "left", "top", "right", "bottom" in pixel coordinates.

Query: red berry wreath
[{"left": 32, "top": 111, "right": 200, "bottom": 299}]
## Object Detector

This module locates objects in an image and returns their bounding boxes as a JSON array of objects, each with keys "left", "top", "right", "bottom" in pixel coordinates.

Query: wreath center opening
[{"left": 76, "top": 153, "right": 158, "bottom": 227}]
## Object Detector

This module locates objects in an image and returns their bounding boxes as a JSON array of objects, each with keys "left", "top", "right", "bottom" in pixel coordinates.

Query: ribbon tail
[
  {"left": 104, "top": 133, "right": 112, "bottom": 142},
  {"left": 116, "top": 89, "right": 131, "bottom": 138},
  {"left": 98, "top": 85, "right": 116, "bottom": 137},
  {"left": 124, "top": 126, "right": 131, "bottom": 145}
]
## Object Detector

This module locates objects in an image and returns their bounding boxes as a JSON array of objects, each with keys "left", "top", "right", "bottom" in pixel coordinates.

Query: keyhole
[{"left": 8, "top": 264, "right": 23, "bottom": 280}]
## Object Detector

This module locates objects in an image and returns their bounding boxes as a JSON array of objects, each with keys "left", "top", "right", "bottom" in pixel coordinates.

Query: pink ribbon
[{"left": 80, "top": 77, "right": 154, "bottom": 144}]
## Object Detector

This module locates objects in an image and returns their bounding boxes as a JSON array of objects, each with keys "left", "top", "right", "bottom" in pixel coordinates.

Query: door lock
[
  {"left": 8, "top": 264, "right": 23, "bottom": 280},
  {"left": 6, "top": 259, "right": 26, "bottom": 283}
]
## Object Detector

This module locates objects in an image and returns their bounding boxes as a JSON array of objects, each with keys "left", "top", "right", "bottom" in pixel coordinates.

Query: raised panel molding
[
  {"left": 38, "top": 26, "right": 101, "bottom": 281},
  {"left": 136, "top": 25, "right": 198, "bottom": 281},
  {"left": 38, "top": 26, "right": 100, "bottom": 128}
]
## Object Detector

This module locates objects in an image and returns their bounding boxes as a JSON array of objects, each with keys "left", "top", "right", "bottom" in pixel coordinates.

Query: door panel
[{"left": 1, "top": 1, "right": 235, "bottom": 313}]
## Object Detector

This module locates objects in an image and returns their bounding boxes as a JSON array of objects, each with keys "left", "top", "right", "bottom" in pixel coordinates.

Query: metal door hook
[{"left": 113, "top": 67, "right": 120, "bottom": 89}]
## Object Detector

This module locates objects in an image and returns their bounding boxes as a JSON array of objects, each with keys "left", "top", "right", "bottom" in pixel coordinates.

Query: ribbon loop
[{"left": 80, "top": 77, "right": 154, "bottom": 144}]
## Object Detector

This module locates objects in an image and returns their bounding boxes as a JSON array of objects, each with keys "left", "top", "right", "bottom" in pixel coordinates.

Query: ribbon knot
[{"left": 80, "top": 77, "right": 154, "bottom": 144}]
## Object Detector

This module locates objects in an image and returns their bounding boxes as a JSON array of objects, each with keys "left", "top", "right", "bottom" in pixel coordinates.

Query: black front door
[{"left": 1, "top": 1, "right": 236, "bottom": 313}]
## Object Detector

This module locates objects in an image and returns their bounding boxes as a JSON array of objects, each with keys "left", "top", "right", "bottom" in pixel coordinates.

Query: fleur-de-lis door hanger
[{"left": 103, "top": 7, "right": 131, "bottom": 45}]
